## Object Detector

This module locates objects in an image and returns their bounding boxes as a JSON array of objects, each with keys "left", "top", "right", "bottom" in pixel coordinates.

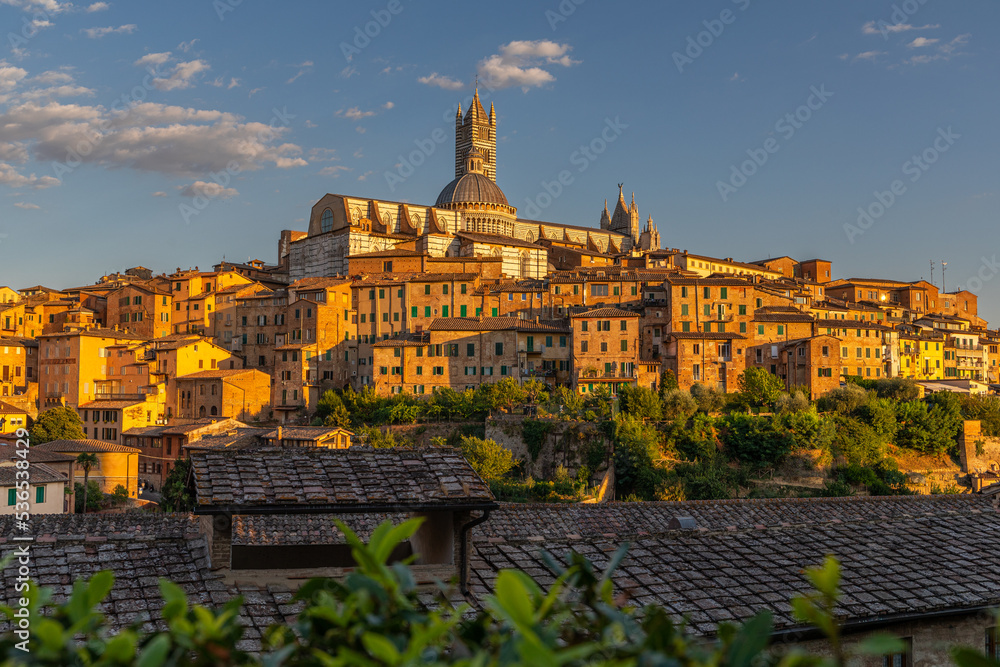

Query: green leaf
[
  {"left": 137, "top": 634, "right": 172, "bottom": 667},
  {"left": 104, "top": 631, "right": 138, "bottom": 661},
  {"left": 727, "top": 610, "right": 774, "bottom": 667},
  {"left": 856, "top": 634, "right": 905, "bottom": 657},
  {"left": 952, "top": 647, "right": 1000, "bottom": 667},
  {"left": 158, "top": 579, "right": 188, "bottom": 619},
  {"left": 361, "top": 632, "right": 401, "bottom": 664},
  {"left": 491, "top": 570, "right": 537, "bottom": 629},
  {"left": 86, "top": 570, "right": 115, "bottom": 607}
]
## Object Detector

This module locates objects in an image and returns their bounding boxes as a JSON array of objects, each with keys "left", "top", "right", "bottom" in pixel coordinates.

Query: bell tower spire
[{"left": 454, "top": 84, "right": 497, "bottom": 182}]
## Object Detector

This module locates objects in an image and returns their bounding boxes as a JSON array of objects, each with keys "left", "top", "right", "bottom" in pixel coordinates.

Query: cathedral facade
[{"left": 286, "top": 91, "right": 660, "bottom": 281}]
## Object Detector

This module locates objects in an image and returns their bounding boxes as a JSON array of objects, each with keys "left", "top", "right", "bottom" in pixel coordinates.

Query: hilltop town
[{"left": 3, "top": 91, "right": 1000, "bottom": 664}]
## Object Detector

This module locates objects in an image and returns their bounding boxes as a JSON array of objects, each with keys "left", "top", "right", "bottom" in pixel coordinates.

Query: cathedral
[{"left": 285, "top": 90, "right": 661, "bottom": 281}]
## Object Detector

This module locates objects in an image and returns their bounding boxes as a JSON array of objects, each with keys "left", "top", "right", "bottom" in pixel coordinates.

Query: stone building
[
  {"left": 571, "top": 307, "right": 641, "bottom": 395},
  {"left": 285, "top": 91, "right": 635, "bottom": 282}
]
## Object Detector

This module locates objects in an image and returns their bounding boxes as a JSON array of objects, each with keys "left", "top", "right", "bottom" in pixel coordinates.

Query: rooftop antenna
[
  {"left": 941, "top": 261, "right": 947, "bottom": 293},
  {"left": 929, "top": 260, "right": 935, "bottom": 287}
]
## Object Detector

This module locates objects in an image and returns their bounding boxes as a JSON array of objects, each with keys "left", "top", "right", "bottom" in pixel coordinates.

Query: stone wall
[
  {"left": 959, "top": 420, "right": 1000, "bottom": 474},
  {"left": 484, "top": 414, "right": 611, "bottom": 481}
]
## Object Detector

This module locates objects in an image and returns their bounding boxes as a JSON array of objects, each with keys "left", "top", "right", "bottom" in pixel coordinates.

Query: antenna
[
  {"left": 941, "top": 261, "right": 947, "bottom": 293},
  {"left": 929, "top": 260, "right": 934, "bottom": 287}
]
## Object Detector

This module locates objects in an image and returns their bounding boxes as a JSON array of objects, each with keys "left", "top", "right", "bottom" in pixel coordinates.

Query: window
[
  {"left": 681, "top": 304, "right": 689, "bottom": 316},
  {"left": 600, "top": 342, "right": 608, "bottom": 352},
  {"left": 495, "top": 342, "right": 504, "bottom": 355},
  {"left": 581, "top": 341, "right": 589, "bottom": 353},
  {"left": 461, "top": 283, "right": 467, "bottom": 294},
  {"left": 987, "top": 628, "right": 999, "bottom": 660},
  {"left": 321, "top": 208, "right": 333, "bottom": 232},
  {"left": 35, "top": 486, "right": 44, "bottom": 504},
  {"left": 681, "top": 322, "right": 690, "bottom": 332},
  {"left": 620, "top": 320, "right": 627, "bottom": 331},
  {"left": 882, "top": 638, "right": 911, "bottom": 667},
  {"left": 424, "top": 285, "right": 431, "bottom": 295},
  {"left": 757, "top": 325, "right": 764, "bottom": 336},
  {"left": 460, "top": 305, "right": 467, "bottom": 317},
  {"left": 424, "top": 306, "right": 431, "bottom": 317},
  {"left": 738, "top": 305, "right": 746, "bottom": 315},
  {"left": 703, "top": 287, "right": 710, "bottom": 299},
  {"left": 443, "top": 284, "right": 449, "bottom": 295},
  {"left": 720, "top": 287, "right": 728, "bottom": 299},
  {"left": 591, "top": 284, "right": 609, "bottom": 297},
  {"left": 681, "top": 286, "right": 688, "bottom": 298},
  {"left": 740, "top": 322, "right": 747, "bottom": 333},
  {"left": 559, "top": 336, "right": 566, "bottom": 347},
  {"left": 546, "top": 336, "right": 553, "bottom": 347},
  {"left": 411, "top": 306, "right": 418, "bottom": 318},
  {"left": 442, "top": 305, "right": 449, "bottom": 317},
  {"left": 581, "top": 321, "right": 588, "bottom": 332},
  {"left": 467, "top": 343, "right": 475, "bottom": 356},
  {"left": 621, "top": 340, "right": 628, "bottom": 351}
]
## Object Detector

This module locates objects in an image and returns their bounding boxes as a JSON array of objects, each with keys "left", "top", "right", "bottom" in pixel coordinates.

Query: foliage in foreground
[{"left": 1, "top": 519, "right": 998, "bottom": 667}]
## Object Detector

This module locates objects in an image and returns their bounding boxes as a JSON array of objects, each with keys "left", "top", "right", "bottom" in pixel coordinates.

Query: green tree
[
  {"left": 316, "top": 390, "right": 351, "bottom": 427},
  {"left": 690, "top": 383, "right": 726, "bottom": 414},
  {"left": 75, "top": 452, "right": 99, "bottom": 514},
  {"left": 661, "top": 389, "right": 698, "bottom": 423},
  {"left": 618, "top": 384, "right": 662, "bottom": 422},
  {"left": 161, "top": 458, "right": 193, "bottom": 512},
  {"left": 659, "top": 369, "right": 679, "bottom": 398},
  {"left": 73, "top": 480, "right": 102, "bottom": 513},
  {"left": 30, "top": 406, "right": 85, "bottom": 445},
  {"left": 458, "top": 435, "right": 515, "bottom": 481},
  {"left": 736, "top": 367, "right": 784, "bottom": 409}
]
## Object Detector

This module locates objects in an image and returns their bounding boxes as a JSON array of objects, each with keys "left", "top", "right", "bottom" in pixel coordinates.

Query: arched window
[
  {"left": 321, "top": 208, "right": 334, "bottom": 233},
  {"left": 199, "top": 405, "right": 206, "bottom": 418},
  {"left": 520, "top": 252, "right": 531, "bottom": 278},
  {"left": 210, "top": 406, "right": 218, "bottom": 416}
]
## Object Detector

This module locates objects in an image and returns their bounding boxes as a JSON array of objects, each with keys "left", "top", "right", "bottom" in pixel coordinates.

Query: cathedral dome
[{"left": 435, "top": 172, "right": 509, "bottom": 207}]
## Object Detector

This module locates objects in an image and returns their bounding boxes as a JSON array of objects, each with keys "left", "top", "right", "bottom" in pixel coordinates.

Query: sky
[{"left": 1, "top": 0, "right": 998, "bottom": 320}]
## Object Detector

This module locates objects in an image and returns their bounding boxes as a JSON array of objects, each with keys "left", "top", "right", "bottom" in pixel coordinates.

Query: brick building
[{"left": 571, "top": 308, "right": 640, "bottom": 395}]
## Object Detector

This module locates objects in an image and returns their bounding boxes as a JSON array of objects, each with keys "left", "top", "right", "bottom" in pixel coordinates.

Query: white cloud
[
  {"left": 337, "top": 107, "right": 375, "bottom": 120},
  {"left": 0, "top": 63, "right": 28, "bottom": 92},
  {"left": 31, "top": 69, "right": 74, "bottom": 85},
  {"left": 852, "top": 50, "right": 886, "bottom": 62},
  {"left": 0, "top": 162, "right": 59, "bottom": 189},
  {"left": 177, "top": 39, "right": 198, "bottom": 53},
  {"left": 20, "top": 84, "right": 94, "bottom": 100},
  {"left": 477, "top": 40, "right": 579, "bottom": 91},
  {"left": 340, "top": 66, "right": 358, "bottom": 78},
  {"left": 907, "top": 37, "right": 939, "bottom": 48},
  {"left": 85, "top": 2, "right": 109, "bottom": 11},
  {"left": 357, "top": 170, "right": 374, "bottom": 181},
  {"left": 862, "top": 21, "right": 940, "bottom": 35},
  {"left": 82, "top": 24, "right": 136, "bottom": 38},
  {"left": 383, "top": 101, "right": 394, "bottom": 110},
  {"left": 208, "top": 76, "right": 241, "bottom": 89},
  {"left": 418, "top": 72, "right": 463, "bottom": 90},
  {"left": 151, "top": 191, "right": 167, "bottom": 197},
  {"left": 134, "top": 52, "right": 172, "bottom": 68},
  {"left": 13, "top": 201, "right": 39, "bottom": 209},
  {"left": 180, "top": 181, "right": 238, "bottom": 199},
  {"left": 0, "top": 100, "right": 308, "bottom": 184},
  {"left": 152, "top": 60, "right": 209, "bottom": 90},
  {"left": 319, "top": 165, "right": 349, "bottom": 177},
  {"left": 903, "top": 33, "right": 971, "bottom": 65},
  {"left": 308, "top": 147, "right": 338, "bottom": 161}
]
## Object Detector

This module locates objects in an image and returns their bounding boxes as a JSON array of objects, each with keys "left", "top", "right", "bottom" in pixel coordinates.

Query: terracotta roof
[
  {"left": 34, "top": 439, "right": 140, "bottom": 454},
  {"left": 0, "top": 444, "right": 75, "bottom": 464},
  {"left": 426, "top": 317, "right": 570, "bottom": 333},
  {"left": 470, "top": 496, "right": 1000, "bottom": 636},
  {"left": 175, "top": 368, "right": 257, "bottom": 380},
  {"left": 753, "top": 311, "right": 815, "bottom": 323},
  {"left": 0, "top": 461, "right": 66, "bottom": 486},
  {"left": 190, "top": 446, "right": 494, "bottom": 510},
  {"left": 668, "top": 332, "right": 747, "bottom": 340},
  {"left": 263, "top": 426, "right": 353, "bottom": 440},
  {"left": 0, "top": 401, "right": 26, "bottom": 414},
  {"left": 78, "top": 399, "right": 148, "bottom": 410},
  {"left": 39, "top": 328, "right": 147, "bottom": 341},
  {"left": 455, "top": 231, "right": 544, "bottom": 250},
  {"left": 666, "top": 277, "right": 754, "bottom": 286},
  {"left": 571, "top": 308, "right": 640, "bottom": 318},
  {"left": 160, "top": 418, "right": 245, "bottom": 435}
]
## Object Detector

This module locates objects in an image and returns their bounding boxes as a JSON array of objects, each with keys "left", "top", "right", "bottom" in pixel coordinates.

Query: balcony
[{"left": 94, "top": 392, "right": 148, "bottom": 401}]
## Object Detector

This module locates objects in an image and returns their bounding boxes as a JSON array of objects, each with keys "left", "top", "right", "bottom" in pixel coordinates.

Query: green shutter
[
  {"left": 7, "top": 489, "right": 15, "bottom": 506},
  {"left": 35, "top": 486, "right": 44, "bottom": 504},
  {"left": 411, "top": 306, "right": 417, "bottom": 317},
  {"left": 460, "top": 305, "right": 467, "bottom": 317}
]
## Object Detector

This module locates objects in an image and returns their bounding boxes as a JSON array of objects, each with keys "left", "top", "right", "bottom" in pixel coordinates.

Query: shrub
[
  {"left": 896, "top": 397, "right": 962, "bottom": 456},
  {"left": 29, "top": 406, "right": 85, "bottom": 445},
  {"left": 831, "top": 416, "right": 886, "bottom": 467},
  {"left": 661, "top": 389, "right": 698, "bottom": 423},
  {"left": 736, "top": 367, "right": 785, "bottom": 409},
  {"left": 458, "top": 435, "right": 515, "bottom": 481},
  {"left": 719, "top": 414, "right": 794, "bottom": 470},
  {"left": 690, "top": 383, "right": 726, "bottom": 414},
  {"left": 816, "top": 384, "right": 868, "bottom": 415},
  {"left": 775, "top": 391, "right": 810, "bottom": 414},
  {"left": 618, "top": 384, "right": 662, "bottom": 422},
  {"left": 521, "top": 419, "right": 554, "bottom": 461}
]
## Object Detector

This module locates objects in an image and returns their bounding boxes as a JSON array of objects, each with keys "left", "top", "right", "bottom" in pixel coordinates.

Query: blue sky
[{"left": 1, "top": 0, "right": 998, "bottom": 320}]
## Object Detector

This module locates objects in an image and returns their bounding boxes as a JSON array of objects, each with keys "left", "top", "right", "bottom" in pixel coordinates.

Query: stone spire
[{"left": 600, "top": 199, "right": 611, "bottom": 230}]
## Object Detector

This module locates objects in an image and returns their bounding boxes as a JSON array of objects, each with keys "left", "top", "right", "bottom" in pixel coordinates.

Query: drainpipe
[{"left": 458, "top": 508, "right": 492, "bottom": 596}]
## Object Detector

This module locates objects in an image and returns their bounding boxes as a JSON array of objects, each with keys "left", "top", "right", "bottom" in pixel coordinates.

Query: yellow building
[
  {"left": 0, "top": 401, "right": 29, "bottom": 435},
  {"left": 898, "top": 336, "right": 945, "bottom": 380},
  {"left": 32, "top": 439, "right": 140, "bottom": 498},
  {"left": 166, "top": 269, "right": 254, "bottom": 335}
]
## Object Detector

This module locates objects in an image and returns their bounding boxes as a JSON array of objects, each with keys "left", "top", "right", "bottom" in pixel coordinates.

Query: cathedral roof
[{"left": 435, "top": 172, "right": 509, "bottom": 207}]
